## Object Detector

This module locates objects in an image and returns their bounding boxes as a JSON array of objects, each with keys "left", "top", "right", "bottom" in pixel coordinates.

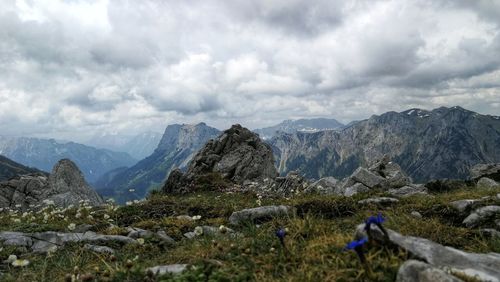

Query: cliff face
[
  {"left": 95, "top": 123, "right": 221, "bottom": 201},
  {"left": 270, "top": 106, "right": 500, "bottom": 182}
]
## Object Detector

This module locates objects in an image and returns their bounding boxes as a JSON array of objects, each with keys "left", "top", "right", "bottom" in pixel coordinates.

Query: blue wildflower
[
  {"left": 276, "top": 228, "right": 286, "bottom": 240},
  {"left": 344, "top": 237, "right": 368, "bottom": 251},
  {"left": 364, "top": 213, "right": 385, "bottom": 229}
]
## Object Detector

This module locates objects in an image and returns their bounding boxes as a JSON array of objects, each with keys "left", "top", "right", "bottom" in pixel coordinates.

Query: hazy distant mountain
[
  {"left": 86, "top": 131, "right": 162, "bottom": 160},
  {"left": 0, "top": 137, "right": 137, "bottom": 183},
  {"left": 95, "top": 123, "right": 220, "bottom": 202},
  {"left": 254, "top": 118, "right": 344, "bottom": 139},
  {"left": 270, "top": 106, "right": 500, "bottom": 182},
  {"left": 0, "top": 155, "right": 46, "bottom": 181}
]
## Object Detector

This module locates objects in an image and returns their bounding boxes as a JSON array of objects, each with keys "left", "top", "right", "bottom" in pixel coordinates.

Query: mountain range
[
  {"left": 85, "top": 131, "right": 163, "bottom": 160},
  {"left": 254, "top": 118, "right": 345, "bottom": 139},
  {"left": 0, "top": 137, "right": 137, "bottom": 183},
  {"left": 269, "top": 106, "right": 500, "bottom": 182},
  {"left": 0, "top": 155, "right": 45, "bottom": 181},
  {"left": 94, "top": 123, "right": 220, "bottom": 202}
]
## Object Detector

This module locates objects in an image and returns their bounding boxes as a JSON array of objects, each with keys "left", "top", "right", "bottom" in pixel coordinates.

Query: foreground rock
[
  {"left": 388, "top": 184, "right": 428, "bottom": 198},
  {"left": 338, "top": 156, "right": 411, "bottom": 196},
  {"left": 146, "top": 264, "right": 188, "bottom": 276},
  {"left": 477, "top": 177, "right": 500, "bottom": 189},
  {"left": 470, "top": 163, "right": 500, "bottom": 181},
  {"left": 0, "top": 231, "right": 136, "bottom": 253},
  {"left": 229, "top": 205, "right": 296, "bottom": 225},
  {"left": 162, "top": 124, "right": 277, "bottom": 194},
  {"left": 462, "top": 206, "right": 500, "bottom": 228},
  {"left": 356, "top": 224, "right": 500, "bottom": 281},
  {"left": 0, "top": 159, "right": 104, "bottom": 209},
  {"left": 396, "top": 260, "right": 462, "bottom": 282},
  {"left": 358, "top": 197, "right": 399, "bottom": 206}
]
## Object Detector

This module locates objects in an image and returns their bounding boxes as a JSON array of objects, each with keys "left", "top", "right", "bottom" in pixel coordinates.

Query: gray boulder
[
  {"left": 388, "top": 184, "right": 428, "bottom": 198},
  {"left": 450, "top": 198, "right": 487, "bottom": 213},
  {"left": 343, "top": 182, "right": 370, "bottom": 197},
  {"left": 146, "top": 264, "right": 188, "bottom": 276},
  {"left": 274, "top": 171, "right": 308, "bottom": 196},
  {"left": 470, "top": 163, "right": 500, "bottom": 181},
  {"left": 358, "top": 197, "right": 399, "bottom": 206},
  {"left": 463, "top": 206, "right": 500, "bottom": 228},
  {"left": 305, "top": 177, "right": 338, "bottom": 195},
  {"left": 84, "top": 244, "right": 115, "bottom": 254},
  {"left": 369, "top": 156, "right": 411, "bottom": 188},
  {"left": 477, "top": 177, "right": 500, "bottom": 190},
  {"left": 351, "top": 167, "right": 387, "bottom": 188},
  {"left": 396, "top": 260, "right": 463, "bottom": 282},
  {"left": 356, "top": 224, "right": 500, "bottom": 281},
  {"left": 229, "top": 205, "right": 295, "bottom": 225}
]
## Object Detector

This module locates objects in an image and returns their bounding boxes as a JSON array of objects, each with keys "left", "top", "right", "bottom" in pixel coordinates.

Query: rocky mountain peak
[{"left": 49, "top": 159, "right": 88, "bottom": 193}]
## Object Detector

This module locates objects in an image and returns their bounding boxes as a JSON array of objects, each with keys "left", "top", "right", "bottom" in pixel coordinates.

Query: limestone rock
[
  {"left": 388, "top": 184, "right": 428, "bottom": 198},
  {"left": 146, "top": 264, "right": 188, "bottom": 276},
  {"left": 274, "top": 171, "right": 308, "bottom": 196},
  {"left": 356, "top": 224, "right": 500, "bottom": 281},
  {"left": 396, "top": 260, "right": 463, "bottom": 282},
  {"left": 470, "top": 163, "right": 500, "bottom": 181},
  {"left": 450, "top": 199, "right": 486, "bottom": 213},
  {"left": 477, "top": 177, "right": 500, "bottom": 189},
  {"left": 229, "top": 205, "right": 295, "bottom": 226},
  {"left": 369, "top": 156, "right": 411, "bottom": 188},
  {"left": 358, "top": 197, "right": 399, "bottom": 206},
  {"left": 463, "top": 206, "right": 500, "bottom": 228},
  {"left": 84, "top": 244, "right": 115, "bottom": 254},
  {"left": 0, "top": 159, "right": 104, "bottom": 209},
  {"left": 344, "top": 182, "right": 370, "bottom": 197},
  {"left": 305, "top": 177, "right": 338, "bottom": 195},
  {"left": 351, "top": 167, "right": 386, "bottom": 188}
]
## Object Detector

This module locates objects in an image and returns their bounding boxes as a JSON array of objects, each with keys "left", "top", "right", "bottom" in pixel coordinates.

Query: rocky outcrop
[
  {"left": 388, "top": 184, "right": 428, "bottom": 198},
  {"left": 274, "top": 171, "right": 308, "bottom": 196},
  {"left": 470, "top": 163, "right": 500, "bottom": 182},
  {"left": 162, "top": 124, "right": 277, "bottom": 194},
  {"left": 304, "top": 177, "right": 338, "bottom": 195},
  {"left": 0, "top": 159, "right": 104, "bottom": 209},
  {"left": 396, "top": 260, "right": 463, "bottom": 282},
  {"left": 462, "top": 206, "right": 500, "bottom": 228},
  {"left": 228, "top": 205, "right": 296, "bottom": 226},
  {"left": 0, "top": 155, "right": 45, "bottom": 182},
  {"left": 337, "top": 156, "right": 411, "bottom": 196},
  {"left": 477, "top": 177, "right": 500, "bottom": 189},
  {"left": 356, "top": 224, "right": 500, "bottom": 281}
]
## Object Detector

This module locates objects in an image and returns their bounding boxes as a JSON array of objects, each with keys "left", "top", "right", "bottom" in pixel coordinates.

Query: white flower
[
  {"left": 13, "top": 218, "right": 21, "bottom": 223},
  {"left": 136, "top": 238, "right": 145, "bottom": 245},
  {"left": 128, "top": 189, "right": 135, "bottom": 192},
  {"left": 219, "top": 225, "right": 228, "bottom": 234},
  {"left": 12, "top": 259, "right": 30, "bottom": 267},
  {"left": 194, "top": 226, "right": 204, "bottom": 236},
  {"left": 15, "top": 204, "right": 22, "bottom": 208},
  {"left": 43, "top": 199, "right": 55, "bottom": 206},
  {"left": 125, "top": 201, "right": 133, "bottom": 206},
  {"left": 133, "top": 200, "right": 140, "bottom": 204},
  {"left": 43, "top": 213, "right": 49, "bottom": 221},
  {"left": 192, "top": 215, "right": 202, "bottom": 221},
  {"left": 68, "top": 223, "right": 76, "bottom": 231},
  {"left": 75, "top": 212, "right": 82, "bottom": 219},
  {"left": 87, "top": 215, "right": 94, "bottom": 220},
  {"left": 256, "top": 199, "right": 262, "bottom": 206},
  {"left": 5, "top": 255, "right": 17, "bottom": 263},
  {"left": 103, "top": 214, "right": 110, "bottom": 220}
]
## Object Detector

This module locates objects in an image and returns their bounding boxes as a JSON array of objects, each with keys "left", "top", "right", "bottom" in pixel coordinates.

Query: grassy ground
[{"left": 0, "top": 185, "right": 499, "bottom": 281}]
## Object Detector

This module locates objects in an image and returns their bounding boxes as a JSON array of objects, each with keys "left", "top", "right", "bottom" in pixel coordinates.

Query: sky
[{"left": 0, "top": 0, "right": 499, "bottom": 141}]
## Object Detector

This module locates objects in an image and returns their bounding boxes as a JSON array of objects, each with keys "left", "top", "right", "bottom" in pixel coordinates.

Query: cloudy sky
[{"left": 0, "top": 0, "right": 499, "bottom": 141}]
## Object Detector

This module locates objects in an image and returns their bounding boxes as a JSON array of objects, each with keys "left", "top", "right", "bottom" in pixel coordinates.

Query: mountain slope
[
  {"left": 0, "top": 155, "right": 46, "bottom": 181},
  {"left": 0, "top": 137, "right": 137, "bottom": 183},
  {"left": 270, "top": 106, "right": 500, "bottom": 182},
  {"left": 86, "top": 131, "right": 162, "bottom": 160},
  {"left": 95, "top": 123, "right": 221, "bottom": 202},
  {"left": 254, "top": 118, "right": 344, "bottom": 139}
]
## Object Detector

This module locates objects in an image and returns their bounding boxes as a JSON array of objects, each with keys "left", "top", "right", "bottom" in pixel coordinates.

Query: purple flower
[
  {"left": 276, "top": 228, "right": 286, "bottom": 240},
  {"left": 344, "top": 237, "right": 368, "bottom": 251},
  {"left": 364, "top": 213, "right": 385, "bottom": 230}
]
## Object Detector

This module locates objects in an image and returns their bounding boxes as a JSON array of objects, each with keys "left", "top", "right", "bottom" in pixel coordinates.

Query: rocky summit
[
  {"left": 0, "top": 159, "right": 103, "bottom": 210},
  {"left": 163, "top": 124, "right": 277, "bottom": 194}
]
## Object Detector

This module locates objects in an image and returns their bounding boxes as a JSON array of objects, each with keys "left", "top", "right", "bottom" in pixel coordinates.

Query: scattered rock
[
  {"left": 477, "top": 177, "right": 500, "bottom": 189},
  {"left": 127, "top": 227, "right": 154, "bottom": 239},
  {"left": 156, "top": 231, "right": 176, "bottom": 246},
  {"left": 146, "top": 264, "right": 188, "bottom": 276},
  {"left": 358, "top": 197, "right": 399, "bottom": 206},
  {"left": 470, "top": 163, "right": 500, "bottom": 181},
  {"left": 356, "top": 224, "right": 500, "bottom": 281},
  {"left": 396, "top": 260, "right": 463, "bottom": 282},
  {"left": 183, "top": 232, "right": 196, "bottom": 239},
  {"left": 229, "top": 205, "right": 295, "bottom": 226},
  {"left": 84, "top": 244, "right": 115, "bottom": 254},
  {"left": 351, "top": 167, "right": 387, "bottom": 188},
  {"left": 411, "top": 211, "right": 422, "bottom": 219},
  {"left": 74, "top": 224, "right": 93, "bottom": 233},
  {"left": 274, "top": 171, "right": 308, "bottom": 196},
  {"left": 388, "top": 184, "right": 428, "bottom": 198},
  {"left": 344, "top": 183, "right": 370, "bottom": 197},
  {"left": 369, "top": 156, "right": 411, "bottom": 188},
  {"left": 450, "top": 199, "right": 486, "bottom": 213},
  {"left": 305, "top": 177, "right": 338, "bottom": 195},
  {"left": 463, "top": 206, "right": 500, "bottom": 228}
]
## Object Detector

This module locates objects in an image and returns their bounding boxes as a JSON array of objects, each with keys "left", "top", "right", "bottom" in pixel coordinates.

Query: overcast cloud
[{"left": 0, "top": 0, "right": 499, "bottom": 141}]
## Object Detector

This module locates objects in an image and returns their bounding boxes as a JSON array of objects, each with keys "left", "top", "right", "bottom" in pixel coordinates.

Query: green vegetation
[{"left": 0, "top": 186, "right": 499, "bottom": 281}]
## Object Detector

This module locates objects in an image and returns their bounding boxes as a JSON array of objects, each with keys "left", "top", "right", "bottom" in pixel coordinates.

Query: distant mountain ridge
[
  {"left": 254, "top": 118, "right": 344, "bottom": 139},
  {"left": 0, "top": 137, "right": 137, "bottom": 183},
  {"left": 0, "top": 155, "right": 46, "bottom": 181},
  {"left": 269, "top": 106, "right": 500, "bottom": 182},
  {"left": 86, "top": 131, "right": 162, "bottom": 160},
  {"left": 95, "top": 123, "right": 221, "bottom": 202}
]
